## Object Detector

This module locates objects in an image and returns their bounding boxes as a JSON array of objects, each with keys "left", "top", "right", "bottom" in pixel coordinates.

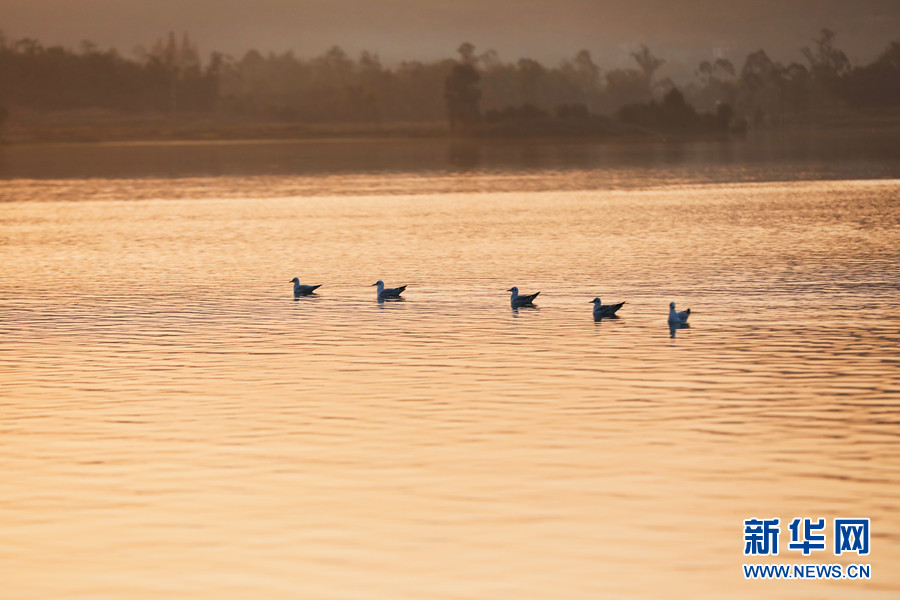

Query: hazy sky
[{"left": 2, "top": 0, "right": 898, "bottom": 76}]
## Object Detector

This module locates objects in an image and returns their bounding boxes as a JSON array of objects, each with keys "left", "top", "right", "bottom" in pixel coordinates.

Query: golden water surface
[{"left": 1, "top": 140, "right": 899, "bottom": 599}]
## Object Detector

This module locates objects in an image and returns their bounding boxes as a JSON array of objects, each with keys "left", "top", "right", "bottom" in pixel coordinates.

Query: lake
[{"left": 1, "top": 133, "right": 899, "bottom": 599}]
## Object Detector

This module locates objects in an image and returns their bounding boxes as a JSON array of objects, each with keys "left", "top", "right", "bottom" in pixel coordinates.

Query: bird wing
[
  {"left": 512, "top": 294, "right": 537, "bottom": 306},
  {"left": 382, "top": 285, "right": 406, "bottom": 296},
  {"left": 601, "top": 301, "right": 625, "bottom": 315}
]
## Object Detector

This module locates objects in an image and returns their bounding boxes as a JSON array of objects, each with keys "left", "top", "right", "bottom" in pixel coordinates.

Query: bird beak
[{"left": 371, "top": 283, "right": 377, "bottom": 286}]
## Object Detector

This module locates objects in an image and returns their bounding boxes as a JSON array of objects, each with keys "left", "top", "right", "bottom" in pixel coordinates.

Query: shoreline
[{"left": 2, "top": 108, "right": 899, "bottom": 146}]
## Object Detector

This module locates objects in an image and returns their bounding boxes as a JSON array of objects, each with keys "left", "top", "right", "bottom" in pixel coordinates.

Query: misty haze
[
  {"left": 1, "top": 3, "right": 899, "bottom": 600},
  {"left": 0, "top": 1, "right": 899, "bottom": 142}
]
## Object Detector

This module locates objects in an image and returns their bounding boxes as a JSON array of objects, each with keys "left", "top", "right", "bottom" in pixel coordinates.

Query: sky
[{"left": 2, "top": 0, "right": 899, "bottom": 78}]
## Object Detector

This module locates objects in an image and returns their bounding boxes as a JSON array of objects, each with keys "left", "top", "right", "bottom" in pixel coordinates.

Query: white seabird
[
  {"left": 668, "top": 301, "right": 691, "bottom": 324},
  {"left": 291, "top": 278, "right": 322, "bottom": 296},
  {"left": 373, "top": 280, "right": 407, "bottom": 300},
  {"left": 508, "top": 286, "right": 540, "bottom": 308},
  {"left": 591, "top": 297, "right": 626, "bottom": 319}
]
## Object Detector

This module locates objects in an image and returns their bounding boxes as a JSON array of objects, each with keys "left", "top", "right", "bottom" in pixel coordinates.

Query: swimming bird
[
  {"left": 291, "top": 278, "right": 322, "bottom": 296},
  {"left": 591, "top": 297, "right": 626, "bottom": 319},
  {"left": 373, "top": 280, "right": 406, "bottom": 300},
  {"left": 508, "top": 286, "right": 540, "bottom": 308},
  {"left": 668, "top": 301, "right": 691, "bottom": 324}
]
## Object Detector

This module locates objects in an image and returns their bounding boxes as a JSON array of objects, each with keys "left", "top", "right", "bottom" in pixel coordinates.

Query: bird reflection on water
[{"left": 669, "top": 321, "right": 691, "bottom": 338}]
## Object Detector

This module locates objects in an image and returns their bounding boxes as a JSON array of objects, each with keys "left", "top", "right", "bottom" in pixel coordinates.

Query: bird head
[
  {"left": 507, "top": 287, "right": 518, "bottom": 294},
  {"left": 290, "top": 277, "right": 299, "bottom": 284},
  {"left": 669, "top": 302, "right": 676, "bottom": 309},
  {"left": 591, "top": 297, "right": 601, "bottom": 304}
]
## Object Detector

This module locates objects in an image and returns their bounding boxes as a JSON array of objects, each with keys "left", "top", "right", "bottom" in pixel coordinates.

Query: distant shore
[
  {"left": 0, "top": 110, "right": 451, "bottom": 144},
  {"left": 2, "top": 108, "right": 899, "bottom": 145}
]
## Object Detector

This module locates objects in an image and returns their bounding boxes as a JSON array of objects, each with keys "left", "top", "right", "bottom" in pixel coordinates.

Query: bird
[
  {"left": 591, "top": 297, "right": 626, "bottom": 319},
  {"left": 290, "top": 277, "right": 322, "bottom": 296},
  {"left": 508, "top": 286, "right": 540, "bottom": 308},
  {"left": 668, "top": 301, "right": 691, "bottom": 324},
  {"left": 372, "top": 280, "right": 406, "bottom": 300}
]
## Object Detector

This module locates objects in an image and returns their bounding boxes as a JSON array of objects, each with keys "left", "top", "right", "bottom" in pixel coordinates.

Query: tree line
[{"left": 0, "top": 29, "right": 898, "bottom": 132}]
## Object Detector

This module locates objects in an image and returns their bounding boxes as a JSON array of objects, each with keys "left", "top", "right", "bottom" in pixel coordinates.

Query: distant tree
[
  {"left": 660, "top": 87, "right": 699, "bottom": 130},
  {"left": 735, "top": 49, "right": 813, "bottom": 125},
  {"left": 803, "top": 29, "right": 850, "bottom": 84},
  {"left": 690, "top": 57, "right": 737, "bottom": 112},
  {"left": 555, "top": 102, "right": 589, "bottom": 119},
  {"left": 516, "top": 58, "right": 545, "bottom": 105},
  {"left": 355, "top": 51, "right": 385, "bottom": 123},
  {"left": 594, "top": 45, "right": 666, "bottom": 113},
  {"left": 603, "top": 67, "right": 650, "bottom": 110},
  {"left": 781, "top": 62, "right": 810, "bottom": 116},
  {"left": 390, "top": 59, "right": 453, "bottom": 121},
  {"left": 137, "top": 32, "right": 205, "bottom": 113},
  {"left": 617, "top": 86, "right": 736, "bottom": 134},
  {"left": 841, "top": 39, "right": 900, "bottom": 108},
  {"left": 631, "top": 45, "right": 665, "bottom": 85},
  {"left": 478, "top": 49, "right": 502, "bottom": 70},
  {"left": 560, "top": 49, "right": 600, "bottom": 108},
  {"left": 740, "top": 50, "right": 777, "bottom": 90},
  {"left": 802, "top": 28, "right": 850, "bottom": 112},
  {"left": 444, "top": 61, "right": 481, "bottom": 132},
  {"left": 457, "top": 42, "right": 477, "bottom": 65},
  {"left": 698, "top": 58, "right": 735, "bottom": 82},
  {"left": 573, "top": 50, "right": 600, "bottom": 78},
  {"left": 738, "top": 50, "right": 782, "bottom": 124},
  {"left": 715, "top": 102, "right": 735, "bottom": 130},
  {"left": 662, "top": 87, "right": 687, "bottom": 110},
  {"left": 3, "top": 26, "right": 896, "bottom": 131},
  {"left": 876, "top": 40, "right": 900, "bottom": 69}
]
